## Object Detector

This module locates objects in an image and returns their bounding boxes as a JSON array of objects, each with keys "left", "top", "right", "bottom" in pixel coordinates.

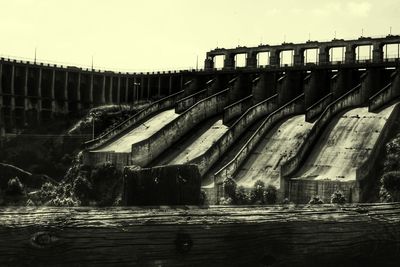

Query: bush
[
  {"left": 73, "top": 175, "right": 92, "bottom": 205},
  {"left": 308, "top": 195, "right": 324, "bottom": 205},
  {"left": 223, "top": 178, "right": 237, "bottom": 200},
  {"left": 219, "top": 197, "right": 233, "bottom": 205},
  {"left": 264, "top": 185, "right": 277, "bottom": 204},
  {"left": 381, "top": 171, "right": 400, "bottom": 201},
  {"left": 250, "top": 180, "right": 265, "bottom": 204},
  {"left": 330, "top": 190, "right": 346, "bottom": 204},
  {"left": 5, "top": 177, "right": 25, "bottom": 196},
  {"left": 234, "top": 186, "right": 249, "bottom": 205}
]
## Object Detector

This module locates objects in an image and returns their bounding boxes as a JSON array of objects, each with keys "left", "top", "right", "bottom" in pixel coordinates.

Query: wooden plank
[{"left": 0, "top": 203, "right": 399, "bottom": 266}]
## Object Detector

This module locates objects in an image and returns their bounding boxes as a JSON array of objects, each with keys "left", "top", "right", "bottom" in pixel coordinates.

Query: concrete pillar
[
  {"left": 23, "top": 67, "right": 29, "bottom": 111},
  {"left": 269, "top": 49, "right": 280, "bottom": 66},
  {"left": 37, "top": 68, "right": 42, "bottom": 122},
  {"left": 100, "top": 75, "right": 106, "bottom": 104},
  {"left": 293, "top": 47, "right": 304, "bottom": 66},
  {"left": 147, "top": 76, "right": 151, "bottom": 99},
  {"left": 9, "top": 65, "right": 15, "bottom": 131},
  {"left": 89, "top": 74, "right": 94, "bottom": 107},
  {"left": 21, "top": 67, "right": 28, "bottom": 125},
  {"left": 304, "top": 70, "right": 330, "bottom": 108},
  {"left": 372, "top": 42, "right": 383, "bottom": 63},
  {"left": 125, "top": 77, "right": 129, "bottom": 103},
  {"left": 109, "top": 77, "right": 113, "bottom": 103},
  {"left": 180, "top": 75, "right": 184, "bottom": 91},
  {"left": 63, "top": 71, "right": 69, "bottom": 113},
  {"left": 133, "top": 77, "right": 137, "bottom": 102},
  {"left": 319, "top": 46, "right": 330, "bottom": 65},
  {"left": 117, "top": 76, "right": 121, "bottom": 104},
  {"left": 345, "top": 44, "right": 356, "bottom": 64},
  {"left": 0, "top": 63, "right": 4, "bottom": 137},
  {"left": 276, "top": 71, "right": 303, "bottom": 105},
  {"left": 158, "top": 76, "right": 162, "bottom": 97},
  {"left": 0, "top": 63, "right": 2, "bottom": 107},
  {"left": 223, "top": 53, "right": 235, "bottom": 69},
  {"left": 246, "top": 52, "right": 257, "bottom": 68},
  {"left": 169, "top": 76, "right": 173, "bottom": 95},
  {"left": 50, "top": 69, "right": 56, "bottom": 113},
  {"left": 76, "top": 72, "right": 82, "bottom": 111},
  {"left": 252, "top": 72, "right": 277, "bottom": 102},
  {"left": 140, "top": 76, "right": 145, "bottom": 99},
  {"left": 204, "top": 56, "right": 214, "bottom": 70}
]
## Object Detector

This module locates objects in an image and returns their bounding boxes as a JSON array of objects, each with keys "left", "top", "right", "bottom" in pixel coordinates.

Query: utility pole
[{"left": 34, "top": 47, "right": 37, "bottom": 64}]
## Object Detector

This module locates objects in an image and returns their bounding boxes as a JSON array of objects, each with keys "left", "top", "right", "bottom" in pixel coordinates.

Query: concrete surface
[
  {"left": 201, "top": 119, "right": 264, "bottom": 188},
  {"left": 235, "top": 115, "right": 314, "bottom": 188},
  {"left": 93, "top": 109, "right": 179, "bottom": 153},
  {"left": 167, "top": 119, "right": 229, "bottom": 165},
  {"left": 292, "top": 105, "right": 395, "bottom": 182}
]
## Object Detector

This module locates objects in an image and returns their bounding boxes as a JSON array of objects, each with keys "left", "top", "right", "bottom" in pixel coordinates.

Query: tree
[
  {"left": 264, "top": 185, "right": 277, "bottom": 204},
  {"left": 235, "top": 186, "right": 249, "bottom": 205},
  {"left": 381, "top": 171, "right": 400, "bottom": 201},
  {"left": 250, "top": 180, "right": 265, "bottom": 204},
  {"left": 309, "top": 195, "right": 324, "bottom": 205},
  {"left": 5, "top": 177, "right": 25, "bottom": 196},
  {"left": 330, "top": 190, "right": 346, "bottom": 204}
]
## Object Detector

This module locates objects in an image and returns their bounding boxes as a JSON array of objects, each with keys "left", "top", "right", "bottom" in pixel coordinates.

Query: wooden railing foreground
[{"left": 0, "top": 203, "right": 399, "bottom": 266}]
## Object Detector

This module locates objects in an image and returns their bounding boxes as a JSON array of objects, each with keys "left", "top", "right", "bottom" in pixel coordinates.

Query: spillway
[
  {"left": 93, "top": 109, "right": 179, "bottom": 153},
  {"left": 291, "top": 105, "right": 395, "bottom": 182},
  {"left": 157, "top": 118, "right": 229, "bottom": 165},
  {"left": 235, "top": 115, "right": 314, "bottom": 188}
]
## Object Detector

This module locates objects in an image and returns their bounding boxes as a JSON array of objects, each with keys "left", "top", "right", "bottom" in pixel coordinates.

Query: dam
[{"left": 2, "top": 35, "right": 400, "bottom": 204}]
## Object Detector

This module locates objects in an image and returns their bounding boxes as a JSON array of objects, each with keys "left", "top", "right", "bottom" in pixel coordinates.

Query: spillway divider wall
[
  {"left": 213, "top": 93, "right": 305, "bottom": 197},
  {"left": 222, "top": 94, "right": 254, "bottom": 124},
  {"left": 130, "top": 88, "right": 231, "bottom": 167},
  {"left": 189, "top": 94, "right": 279, "bottom": 177},
  {"left": 369, "top": 69, "right": 400, "bottom": 112}
]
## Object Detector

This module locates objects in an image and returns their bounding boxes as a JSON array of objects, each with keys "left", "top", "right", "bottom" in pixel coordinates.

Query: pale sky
[{"left": 0, "top": 0, "right": 399, "bottom": 72}]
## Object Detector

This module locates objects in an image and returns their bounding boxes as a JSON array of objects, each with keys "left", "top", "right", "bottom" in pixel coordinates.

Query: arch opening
[
  {"left": 257, "top": 52, "right": 270, "bottom": 67},
  {"left": 235, "top": 53, "right": 247, "bottom": 68},
  {"left": 280, "top": 50, "right": 294, "bottom": 67}
]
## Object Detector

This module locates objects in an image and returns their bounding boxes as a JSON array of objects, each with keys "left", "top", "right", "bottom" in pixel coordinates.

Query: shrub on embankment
[
  {"left": 380, "top": 134, "right": 400, "bottom": 202},
  {"left": 0, "top": 104, "right": 149, "bottom": 206},
  {"left": 219, "top": 178, "right": 277, "bottom": 205}
]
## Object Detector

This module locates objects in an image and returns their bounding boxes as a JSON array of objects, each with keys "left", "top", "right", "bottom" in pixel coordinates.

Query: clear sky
[{"left": 0, "top": 0, "right": 399, "bottom": 71}]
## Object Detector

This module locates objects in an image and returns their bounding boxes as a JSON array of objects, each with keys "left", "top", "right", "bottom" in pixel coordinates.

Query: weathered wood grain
[{"left": 0, "top": 203, "right": 399, "bottom": 266}]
